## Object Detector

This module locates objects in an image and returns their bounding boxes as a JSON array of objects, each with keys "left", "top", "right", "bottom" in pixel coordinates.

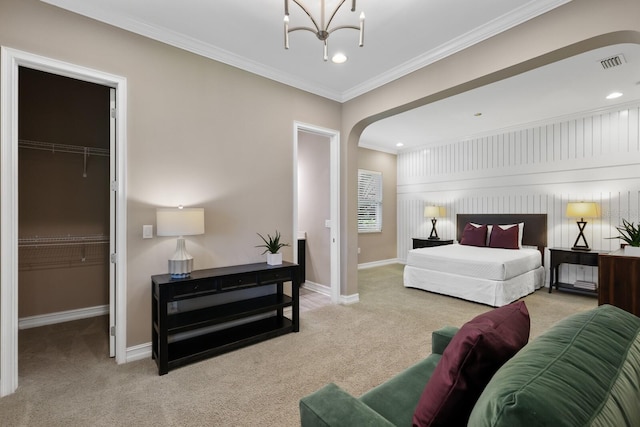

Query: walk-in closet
[{"left": 17, "top": 67, "right": 111, "bottom": 347}]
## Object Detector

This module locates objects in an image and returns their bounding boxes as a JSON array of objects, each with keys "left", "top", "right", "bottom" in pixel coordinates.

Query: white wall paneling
[{"left": 397, "top": 103, "right": 640, "bottom": 286}]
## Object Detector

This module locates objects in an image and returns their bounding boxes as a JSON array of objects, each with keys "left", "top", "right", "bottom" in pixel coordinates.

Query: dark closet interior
[{"left": 18, "top": 67, "right": 111, "bottom": 321}]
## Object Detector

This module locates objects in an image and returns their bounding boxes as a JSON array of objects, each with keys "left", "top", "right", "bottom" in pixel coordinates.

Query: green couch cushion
[
  {"left": 300, "top": 383, "right": 395, "bottom": 427},
  {"left": 468, "top": 304, "right": 640, "bottom": 426},
  {"left": 360, "top": 354, "right": 442, "bottom": 426}
]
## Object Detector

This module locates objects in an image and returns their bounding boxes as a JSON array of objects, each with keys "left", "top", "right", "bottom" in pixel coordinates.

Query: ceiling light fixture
[
  {"left": 284, "top": 0, "right": 365, "bottom": 62},
  {"left": 606, "top": 92, "right": 623, "bottom": 99},
  {"left": 396, "top": 142, "right": 404, "bottom": 147},
  {"left": 332, "top": 53, "right": 347, "bottom": 64}
]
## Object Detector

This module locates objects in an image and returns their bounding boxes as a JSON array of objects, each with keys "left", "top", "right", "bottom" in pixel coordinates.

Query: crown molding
[
  {"left": 340, "top": 0, "right": 572, "bottom": 102},
  {"left": 42, "top": 0, "right": 570, "bottom": 103}
]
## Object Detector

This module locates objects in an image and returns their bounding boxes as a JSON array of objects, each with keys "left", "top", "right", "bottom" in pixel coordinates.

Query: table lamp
[
  {"left": 157, "top": 206, "right": 205, "bottom": 278},
  {"left": 424, "top": 206, "right": 443, "bottom": 240},
  {"left": 566, "top": 202, "right": 598, "bottom": 251}
]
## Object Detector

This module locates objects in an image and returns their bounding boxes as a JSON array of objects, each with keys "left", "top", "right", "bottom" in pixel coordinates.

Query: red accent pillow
[
  {"left": 412, "top": 301, "right": 530, "bottom": 427},
  {"left": 488, "top": 224, "right": 519, "bottom": 249},
  {"left": 460, "top": 223, "right": 487, "bottom": 247}
]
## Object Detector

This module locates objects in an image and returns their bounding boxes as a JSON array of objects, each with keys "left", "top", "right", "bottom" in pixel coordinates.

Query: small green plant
[
  {"left": 610, "top": 219, "right": 640, "bottom": 247},
  {"left": 256, "top": 230, "right": 290, "bottom": 254}
]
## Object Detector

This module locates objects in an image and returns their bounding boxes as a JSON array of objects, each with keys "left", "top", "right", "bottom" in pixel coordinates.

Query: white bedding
[
  {"left": 403, "top": 244, "right": 544, "bottom": 307},
  {"left": 406, "top": 244, "right": 541, "bottom": 281}
]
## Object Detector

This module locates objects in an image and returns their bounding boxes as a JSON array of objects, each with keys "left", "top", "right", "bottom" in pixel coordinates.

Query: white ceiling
[
  {"left": 361, "top": 43, "right": 640, "bottom": 152},
  {"left": 42, "top": 0, "right": 640, "bottom": 153}
]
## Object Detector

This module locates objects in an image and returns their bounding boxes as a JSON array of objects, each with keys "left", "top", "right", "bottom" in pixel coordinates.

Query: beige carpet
[{"left": 2, "top": 264, "right": 596, "bottom": 426}]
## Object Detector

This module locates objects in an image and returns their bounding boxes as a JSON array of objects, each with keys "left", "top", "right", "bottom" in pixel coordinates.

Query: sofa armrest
[
  {"left": 432, "top": 326, "right": 459, "bottom": 355},
  {"left": 300, "top": 383, "right": 395, "bottom": 427}
]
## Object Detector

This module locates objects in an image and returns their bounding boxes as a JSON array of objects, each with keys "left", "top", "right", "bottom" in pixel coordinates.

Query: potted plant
[
  {"left": 256, "top": 230, "right": 290, "bottom": 265},
  {"left": 611, "top": 219, "right": 640, "bottom": 256}
]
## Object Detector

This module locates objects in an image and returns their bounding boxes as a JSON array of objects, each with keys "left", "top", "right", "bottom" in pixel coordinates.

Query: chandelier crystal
[{"left": 284, "top": 0, "right": 365, "bottom": 61}]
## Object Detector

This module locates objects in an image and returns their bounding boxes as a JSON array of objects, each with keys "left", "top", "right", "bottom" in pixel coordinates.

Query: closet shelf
[
  {"left": 18, "top": 234, "right": 109, "bottom": 248},
  {"left": 19, "top": 235, "right": 110, "bottom": 270},
  {"left": 18, "top": 139, "right": 109, "bottom": 157}
]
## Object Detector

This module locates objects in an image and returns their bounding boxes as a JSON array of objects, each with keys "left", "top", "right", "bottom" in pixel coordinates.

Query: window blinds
[{"left": 358, "top": 169, "right": 382, "bottom": 232}]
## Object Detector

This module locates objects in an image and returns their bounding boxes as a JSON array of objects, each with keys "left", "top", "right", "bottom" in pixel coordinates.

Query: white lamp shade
[
  {"left": 566, "top": 202, "right": 598, "bottom": 219},
  {"left": 424, "top": 206, "right": 442, "bottom": 218},
  {"left": 156, "top": 208, "right": 205, "bottom": 236}
]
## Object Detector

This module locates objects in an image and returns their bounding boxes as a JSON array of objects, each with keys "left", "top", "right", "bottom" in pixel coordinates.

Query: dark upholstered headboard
[{"left": 456, "top": 214, "right": 547, "bottom": 259}]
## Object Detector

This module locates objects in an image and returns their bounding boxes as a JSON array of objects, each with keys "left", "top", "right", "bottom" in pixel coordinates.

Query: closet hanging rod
[{"left": 18, "top": 139, "right": 109, "bottom": 157}]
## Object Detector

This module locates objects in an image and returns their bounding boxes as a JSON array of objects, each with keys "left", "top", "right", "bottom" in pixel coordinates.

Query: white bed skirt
[{"left": 403, "top": 265, "right": 545, "bottom": 307}]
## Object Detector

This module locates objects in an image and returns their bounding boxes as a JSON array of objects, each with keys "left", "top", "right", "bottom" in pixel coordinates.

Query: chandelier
[{"left": 284, "top": 0, "right": 365, "bottom": 61}]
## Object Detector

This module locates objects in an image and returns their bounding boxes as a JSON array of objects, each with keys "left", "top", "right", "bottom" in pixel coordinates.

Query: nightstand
[
  {"left": 549, "top": 248, "right": 606, "bottom": 296},
  {"left": 412, "top": 238, "right": 454, "bottom": 249}
]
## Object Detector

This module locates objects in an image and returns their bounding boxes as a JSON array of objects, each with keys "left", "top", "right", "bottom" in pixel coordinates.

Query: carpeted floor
[{"left": 2, "top": 264, "right": 596, "bottom": 426}]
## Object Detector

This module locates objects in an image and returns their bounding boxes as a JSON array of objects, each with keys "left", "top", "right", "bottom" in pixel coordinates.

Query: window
[{"left": 358, "top": 169, "right": 382, "bottom": 233}]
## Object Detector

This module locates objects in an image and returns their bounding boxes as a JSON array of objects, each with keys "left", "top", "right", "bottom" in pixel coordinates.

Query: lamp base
[
  {"left": 571, "top": 219, "right": 591, "bottom": 252},
  {"left": 429, "top": 218, "right": 439, "bottom": 240},
  {"left": 168, "top": 237, "right": 194, "bottom": 279},
  {"left": 168, "top": 258, "right": 193, "bottom": 278}
]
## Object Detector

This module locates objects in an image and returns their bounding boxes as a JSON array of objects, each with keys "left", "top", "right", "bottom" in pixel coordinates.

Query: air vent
[{"left": 600, "top": 54, "right": 626, "bottom": 70}]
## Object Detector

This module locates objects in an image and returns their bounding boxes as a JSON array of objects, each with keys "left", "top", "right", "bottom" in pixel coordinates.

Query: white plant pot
[
  {"left": 267, "top": 253, "right": 282, "bottom": 265},
  {"left": 624, "top": 246, "right": 640, "bottom": 257}
]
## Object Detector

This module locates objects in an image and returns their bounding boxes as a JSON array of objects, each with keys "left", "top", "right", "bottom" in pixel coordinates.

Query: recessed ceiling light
[
  {"left": 396, "top": 142, "right": 404, "bottom": 147},
  {"left": 331, "top": 53, "right": 347, "bottom": 64},
  {"left": 606, "top": 92, "right": 623, "bottom": 99}
]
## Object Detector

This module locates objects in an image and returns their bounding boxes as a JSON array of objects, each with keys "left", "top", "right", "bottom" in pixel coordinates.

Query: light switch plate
[{"left": 143, "top": 224, "right": 153, "bottom": 239}]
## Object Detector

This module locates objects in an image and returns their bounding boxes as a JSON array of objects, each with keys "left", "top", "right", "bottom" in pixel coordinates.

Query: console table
[
  {"left": 549, "top": 248, "right": 605, "bottom": 296},
  {"left": 152, "top": 261, "right": 299, "bottom": 375}
]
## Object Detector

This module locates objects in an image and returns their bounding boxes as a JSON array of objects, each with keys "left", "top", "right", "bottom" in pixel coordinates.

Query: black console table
[{"left": 152, "top": 261, "right": 299, "bottom": 375}]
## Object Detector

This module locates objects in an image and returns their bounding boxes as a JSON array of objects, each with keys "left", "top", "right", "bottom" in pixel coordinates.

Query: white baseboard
[
  {"left": 303, "top": 281, "right": 359, "bottom": 304},
  {"left": 18, "top": 304, "right": 109, "bottom": 330},
  {"left": 340, "top": 293, "right": 359, "bottom": 304},
  {"left": 126, "top": 342, "right": 152, "bottom": 363},
  {"left": 358, "top": 258, "right": 400, "bottom": 269},
  {"left": 302, "top": 281, "right": 331, "bottom": 296}
]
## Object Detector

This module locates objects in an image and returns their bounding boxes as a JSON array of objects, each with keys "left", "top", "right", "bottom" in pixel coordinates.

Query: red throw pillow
[
  {"left": 488, "top": 224, "right": 519, "bottom": 249},
  {"left": 459, "top": 223, "right": 487, "bottom": 247},
  {"left": 412, "top": 301, "right": 530, "bottom": 427}
]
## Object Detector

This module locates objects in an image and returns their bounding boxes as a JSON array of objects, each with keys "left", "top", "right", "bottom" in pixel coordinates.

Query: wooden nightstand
[
  {"left": 412, "top": 238, "right": 454, "bottom": 249},
  {"left": 549, "top": 247, "right": 606, "bottom": 296}
]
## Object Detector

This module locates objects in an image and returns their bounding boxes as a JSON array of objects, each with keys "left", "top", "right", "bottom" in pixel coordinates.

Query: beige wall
[
  {"left": 1, "top": 0, "right": 341, "bottom": 346},
  {"left": 357, "top": 148, "right": 397, "bottom": 264},
  {"left": 298, "top": 132, "right": 331, "bottom": 287},
  {"left": 340, "top": 0, "right": 640, "bottom": 296}
]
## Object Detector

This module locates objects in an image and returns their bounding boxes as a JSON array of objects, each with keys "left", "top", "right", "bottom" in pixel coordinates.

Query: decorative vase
[
  {"left": 267, "top": 252, "right": 283, "bottom": 265},
  {"left": 624, "top": 246, "right": 640, "bottom": 257}
]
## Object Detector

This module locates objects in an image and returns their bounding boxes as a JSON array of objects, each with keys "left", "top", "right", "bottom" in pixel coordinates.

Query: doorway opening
[
  {"left": 293, "top": 122, "right": 340, "bottom": 304},
  {"left": 1, "top": 47, "right": 128, "bottom": 397}
]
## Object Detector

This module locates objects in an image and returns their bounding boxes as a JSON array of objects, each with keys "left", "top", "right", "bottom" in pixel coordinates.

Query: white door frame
[
  {"left": 293, "top": 122, "right": 340, "bottom": 303},
  {"left": 0, "top": 47, "right": 128, "bottom": 396}
]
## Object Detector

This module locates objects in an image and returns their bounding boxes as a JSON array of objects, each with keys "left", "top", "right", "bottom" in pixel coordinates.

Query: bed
[{"left": 403, "top": 214, "right": 547, "bottom": 307}]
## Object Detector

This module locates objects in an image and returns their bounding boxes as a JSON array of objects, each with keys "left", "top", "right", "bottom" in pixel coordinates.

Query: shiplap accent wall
[{"left": 398, "top": 102, "right": 640, "bottom": 286}]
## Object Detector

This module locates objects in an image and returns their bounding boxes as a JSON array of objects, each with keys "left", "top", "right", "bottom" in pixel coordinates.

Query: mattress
[{"left": 405, "top": 244, "right": 541, "bottom": 281}]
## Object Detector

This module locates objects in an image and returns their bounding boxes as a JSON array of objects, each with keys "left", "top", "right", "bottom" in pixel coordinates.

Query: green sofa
[{"left": 299, "top": 304, "right": 640, "bottom": 426}]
